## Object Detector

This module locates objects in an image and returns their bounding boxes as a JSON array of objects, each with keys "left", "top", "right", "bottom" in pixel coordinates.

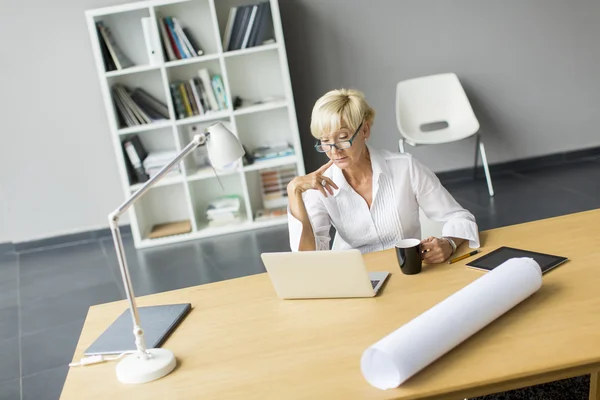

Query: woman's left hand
[{"left": 420, "top": 237, "right": 453, "bottom": 264}]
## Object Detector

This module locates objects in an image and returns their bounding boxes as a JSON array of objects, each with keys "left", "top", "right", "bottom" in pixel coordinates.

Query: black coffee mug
[{"left": 395, "top": 238, "right": 422, "bottom": 275}]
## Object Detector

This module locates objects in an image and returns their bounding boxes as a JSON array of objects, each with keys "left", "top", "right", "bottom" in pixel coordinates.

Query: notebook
[
  {"left": 466, "top": 246, "right": 568, "bottom": 274},
  {"left": 84, "top": 303, "right": 192, "bottom": 356}
]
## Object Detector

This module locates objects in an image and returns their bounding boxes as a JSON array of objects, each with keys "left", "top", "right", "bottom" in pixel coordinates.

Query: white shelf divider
[{"left": 86, "top": 0, "right": 304, "bottom": 248}]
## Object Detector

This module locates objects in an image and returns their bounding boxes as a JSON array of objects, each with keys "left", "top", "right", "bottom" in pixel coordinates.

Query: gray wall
[
  {"left": 0, "top": 0, "right": 135, "bottom": 243},
  {"left": 1, "top": 0, "right": 599, "bottom": 243},
  {"left": 280, "top": 0, "right": 600, "bottom": 173}
]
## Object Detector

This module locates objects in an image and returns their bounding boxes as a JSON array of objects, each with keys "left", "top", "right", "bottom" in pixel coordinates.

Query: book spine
[
  {"left": 184, "top": 82, "right": 199, "bottom": 115},
  {"left": 162, "top": 18, "right": 182, "bottom": 59},
  {"left": 157, "top": 17, "right": 177, "bottom": 61},
  {"left": 241, "top": 5, "right": 258, "bottom": 49},
  {"left": 178, "top": 83, "right": 193, "bottom": 117},
  {"left": 165, "top": 17, "right": 188, "bottom": 59},
  {"left": 188, "top": 78, "right": 204, "bottom": 114},
  {"left": 169, "top": 83, "right": 186, "bottom": 119},
  {"left": 223, "top": 7, "right": 238, "bottom": 50},
  {"left": 197, "top": 68, "right": 219, "bottom": 111},
  {"left": 172, "top": 18, "right": 196, "bottom": 58}
]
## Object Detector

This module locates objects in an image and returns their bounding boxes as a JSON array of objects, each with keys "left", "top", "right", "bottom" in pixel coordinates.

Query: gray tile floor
[{"left": 0, "top": 157, "right": 599, "bottom": 400}]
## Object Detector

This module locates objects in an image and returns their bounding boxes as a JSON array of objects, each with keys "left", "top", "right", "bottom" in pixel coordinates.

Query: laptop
[{"left": 260, "top": 250, "right": 390, "bottom": 299}]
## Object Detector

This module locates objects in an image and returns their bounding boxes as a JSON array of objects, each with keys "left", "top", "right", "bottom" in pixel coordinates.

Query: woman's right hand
[{"left": 287, "top": 160, "right": 339, "bottom": 198}]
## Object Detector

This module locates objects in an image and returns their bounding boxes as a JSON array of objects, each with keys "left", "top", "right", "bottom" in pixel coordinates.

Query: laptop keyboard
[{"left": 371, "top": 280, "right": 379, "bottom": 289}]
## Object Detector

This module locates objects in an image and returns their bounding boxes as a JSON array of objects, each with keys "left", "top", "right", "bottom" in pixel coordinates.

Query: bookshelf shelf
[
  {"left": 105, "top": 64, "right": 161, "bottom": 77},
  {"left": 186, "top": 166, "right": 239, "bottom": 182},
  {"left": 232, "top": 99, "right": 287, "bottom": 116},
  {"left": 164, "top": 53, "right": 220, "bottom": 68},
  {"left": 117, "top": 120, "right": 173, "bottom": 135},
  {"left": 86, "top": 0, "right": 305, "bottom": 248},
  {"left": 130, "top": 173, "right": 183, "bottom": 191},
  {"left": 223, "top": 42, "right": 279, "bottom": 58},
  {"left": 174, "top": 110, "right": 232, "bottom": 126},
  {"left": 243, "top": 154, "right": 297, "bottom": 172}
]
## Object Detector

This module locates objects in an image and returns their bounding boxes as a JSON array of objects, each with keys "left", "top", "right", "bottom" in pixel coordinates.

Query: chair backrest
[{"left": 396, "top": 73, "right": 480, "bottom": 145}]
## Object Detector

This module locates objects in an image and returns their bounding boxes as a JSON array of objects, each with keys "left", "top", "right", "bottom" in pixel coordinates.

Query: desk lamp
[{"left": 108, "top": 122, "right": 244, "bottom": 384}]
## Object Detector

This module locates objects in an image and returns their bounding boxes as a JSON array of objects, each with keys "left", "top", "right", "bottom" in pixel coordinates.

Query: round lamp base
[{"left": 116, "top": 349, "right": 176, "bottom": 384}]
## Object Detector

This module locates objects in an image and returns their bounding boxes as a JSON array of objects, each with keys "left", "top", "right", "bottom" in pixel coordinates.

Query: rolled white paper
[{"left": 361, "top": 257, "right": 542, "bottom": 390}]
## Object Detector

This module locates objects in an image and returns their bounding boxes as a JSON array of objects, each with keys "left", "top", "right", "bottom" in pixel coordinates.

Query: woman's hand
[
  {"left": 287, "top": 160, "right": 339, "bottom": 198},
  {"left": 420, "top": 237, "right": 453, "bottom": 264}
]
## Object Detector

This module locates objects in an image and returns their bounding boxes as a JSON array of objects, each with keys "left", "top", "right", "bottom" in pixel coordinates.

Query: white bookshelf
[{"left": 85, "top": 0, "right": 304, "bottom": 248}]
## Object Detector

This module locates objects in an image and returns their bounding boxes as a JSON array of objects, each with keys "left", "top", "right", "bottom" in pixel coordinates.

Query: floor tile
[
  {"left": 445, "top": 172, "right": 598, "bottom": 229},
  {"left": 0, "top": 337, "right": 20, "bottom": 385},
  {"left": 0, "top": 307, "right": 18, "bottom": 341},
  {"left": 20, "top": 282, "right": 122, "bottom": 336},
  {"left": 19, "top": 241, "right": 114, "bottom": 304},
  {"left": 0, "top": 378, "right": 20, "bottom": 400},
  {"left": 101, "top": 236, "right": 224, "bottom": 297},
  {"left": 21, "top": 319, "right": 84, "bottom": 377},
  {"left": 0, "top": 254, "right": 18, "bottom": 310},
  {"left": 197, "top": 231, "right": 267, "bottom": 280},
  {"left": 516, "top": 161, "right": 600, "bottom": 200},
  {"left": 22, "top": 365, "right": 68, "bottom": 400}
]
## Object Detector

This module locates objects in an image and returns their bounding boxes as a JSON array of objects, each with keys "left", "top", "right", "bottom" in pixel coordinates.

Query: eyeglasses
[{"left": 314, "top": 121, "right": 364, "bottom": 153}]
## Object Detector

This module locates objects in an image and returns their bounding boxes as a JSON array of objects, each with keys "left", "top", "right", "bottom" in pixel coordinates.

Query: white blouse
[{"left": 288, "top": 146, "right": 480, "bottom": 254}]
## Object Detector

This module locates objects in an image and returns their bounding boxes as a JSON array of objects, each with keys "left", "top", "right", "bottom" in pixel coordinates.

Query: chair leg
[
  {"left": 479, "top": 140, "right": 494, "bottom": 197},
  {"left": 473, "top": 134, "right": 481, "bottom": 179},
  {"left": 398, "top": 138, "right": 405, "bottom": 153}
]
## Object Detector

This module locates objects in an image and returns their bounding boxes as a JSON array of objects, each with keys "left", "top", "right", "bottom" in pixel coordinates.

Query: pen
[{"left": 448, "top": 250, "right": 480, "bottom": 264}]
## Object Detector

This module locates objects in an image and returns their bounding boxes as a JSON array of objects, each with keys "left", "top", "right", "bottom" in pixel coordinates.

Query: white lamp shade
[{"left": 205, "top": 122, "right": 245, "bottom": 169}]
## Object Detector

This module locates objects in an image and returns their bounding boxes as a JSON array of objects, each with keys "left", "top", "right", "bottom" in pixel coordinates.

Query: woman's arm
[
  {"left": 287, "top": 160, "right": 338, "bottom": 251},
  {"left": 287, "top": 186, "right": 318, "bottom": 251},
  {"left": 408, "top": 155, "right": 480, "bottom": 262}
]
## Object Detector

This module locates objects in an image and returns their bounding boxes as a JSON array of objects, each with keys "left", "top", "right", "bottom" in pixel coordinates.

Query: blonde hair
[{"left": 310, "top": 89, "right": 375, "bottom": 139}]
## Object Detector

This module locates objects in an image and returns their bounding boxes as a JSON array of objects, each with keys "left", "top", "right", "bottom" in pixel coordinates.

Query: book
[
  {"left": 197, "top": 68, "right": 219, "bottom": 111},
  {"left": 130, "top": 88, "right": 169, "bottom": 120},
  {"left": 182, "top": 28, "right": 204, "bottom": 56},
  {"left": 148, "top": 220, "right": 192, "bottom": 239},
  {"left": 158, "top": 17, "right": 177, "bottom": 61},
  {"left": 222, "top": 7, "right": 238, "bottom": 50},
  {"left": 241, "top": 5, "right": 259, "bottom": 49},
  {"left": 96, "top": 21, "right": 134, "bottom": 70},
  {"left": 211, "top": 75, "right": 228, "bottom": 110},
  {"left": 250, "top": 2, "right": 275, "bottom": 47},
  {"left": 141, "top": 17, "right": 161, "bottom": 65}
]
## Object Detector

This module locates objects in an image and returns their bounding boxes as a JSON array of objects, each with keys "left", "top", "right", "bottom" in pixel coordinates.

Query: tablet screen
[{"left": 466, "top": 246, "right": 567, "bottom": 274}]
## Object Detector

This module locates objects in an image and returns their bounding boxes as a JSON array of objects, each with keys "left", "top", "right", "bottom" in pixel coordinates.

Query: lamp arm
[{"left": 107, "top": 132, "right": 207, "bottom": 358}]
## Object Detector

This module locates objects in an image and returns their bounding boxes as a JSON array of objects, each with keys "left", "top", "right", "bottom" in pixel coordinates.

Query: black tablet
[{"left": 466, "top": 246, "right": 568, "bottom": 274}]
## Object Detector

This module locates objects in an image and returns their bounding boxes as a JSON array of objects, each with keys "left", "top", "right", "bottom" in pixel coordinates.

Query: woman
[{"left": 287, "top": 88, "right": 480, "bottom": 263}]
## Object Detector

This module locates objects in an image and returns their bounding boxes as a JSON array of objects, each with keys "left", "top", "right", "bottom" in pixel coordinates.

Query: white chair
[{"left": 396, "top": 72, "right": 494, "bottom": 197}]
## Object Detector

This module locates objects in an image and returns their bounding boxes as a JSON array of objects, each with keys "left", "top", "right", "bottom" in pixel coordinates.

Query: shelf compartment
[
  {"left": 154, "top": 0, "right": 220, "bottom": 60},
  {"left": 225, "top": 47, "right": 284, "bottom": 105},
  {"left": 188, "top": 173, "right": 249, "bottom": 231},
  {"left": 215, "top": 0, "right": 278, "bottom": 54},
  {"left": 176, "top": 119, "right": 238, "bottom": 177},
  {"left": 130, "top": 183, "right": 192, "bottom": 241},
  {"left": 93, "top": 9, "right": 153, "bottom": 72},
  {"left": 121, "top": 127, "right": 181, "bottom": 189},
  {"left": 234, "top": 106, "right": 295, "bottom": 156},
  {"left": 166, "top": 59, "right": 230, "bottom": 121},
  {"left": 245, "top": 163, "right": 298, "bottom": 222},
  {"left": 108, "top": 69, "right": 172, "bottom": 131}
]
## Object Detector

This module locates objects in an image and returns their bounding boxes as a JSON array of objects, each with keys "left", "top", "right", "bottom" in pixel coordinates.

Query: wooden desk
[{"left": 61, "top": 210, "right": 600, "bottom": 399}]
